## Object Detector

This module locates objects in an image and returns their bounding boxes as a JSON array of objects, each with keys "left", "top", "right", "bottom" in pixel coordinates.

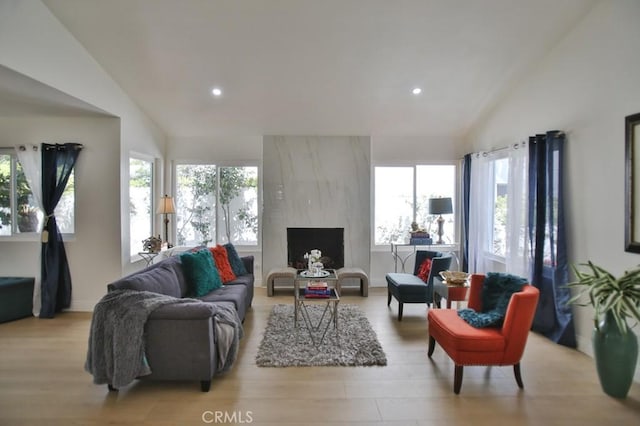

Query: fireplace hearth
[{"left": 287, "top": 228, "right": 344, "bottom": 270}]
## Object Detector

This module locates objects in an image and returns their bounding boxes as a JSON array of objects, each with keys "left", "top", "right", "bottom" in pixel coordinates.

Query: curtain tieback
[{"left": 42, "top": 214, "right": 55, "bottom": 243}]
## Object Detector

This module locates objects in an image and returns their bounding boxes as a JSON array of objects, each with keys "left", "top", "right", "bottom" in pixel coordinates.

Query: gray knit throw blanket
[{"left": 85, "top": 290, "right": 208, "bottom": 388}]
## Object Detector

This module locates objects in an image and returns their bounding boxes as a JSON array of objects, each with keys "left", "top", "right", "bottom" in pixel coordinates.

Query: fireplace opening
[{"left": 287, "top": 227, "right": 344, "bottom": 270}]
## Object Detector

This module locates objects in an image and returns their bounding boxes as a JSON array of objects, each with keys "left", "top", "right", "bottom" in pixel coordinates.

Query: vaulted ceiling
[{"left": 39, "top": 0, "right": 597, "bottom": 140}]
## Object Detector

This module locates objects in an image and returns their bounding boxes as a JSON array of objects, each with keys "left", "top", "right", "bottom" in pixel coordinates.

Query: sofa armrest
[
  {"left": 144, "top": 312, "right": 216, "bottom": 382},
  {"left": 148, "top": 302, "right": 216, "bottom": 320},
  {"left": 241, "top": 255, "right": 254, "bottom": 275}
]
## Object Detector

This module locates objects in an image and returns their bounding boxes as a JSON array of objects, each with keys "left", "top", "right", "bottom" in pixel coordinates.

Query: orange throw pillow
[
  {"left": 417, "top": 258, "right": 432, "bottom": 282},
  {"left": 210, "top": 245, "right": 237, "bottom": 284}
]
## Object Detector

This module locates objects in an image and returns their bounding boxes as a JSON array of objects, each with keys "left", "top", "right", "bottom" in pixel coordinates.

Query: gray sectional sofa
[{"left": 105, "top": 253, "right": 254, "bottom": 391}]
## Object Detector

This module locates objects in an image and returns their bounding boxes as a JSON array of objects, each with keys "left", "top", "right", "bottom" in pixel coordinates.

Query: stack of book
[
  {"left": 410, "top": 231, "right": 432, "bottom": 245},
  {"left": 304, "top": 281, "right": 331, "bottom": 298}
]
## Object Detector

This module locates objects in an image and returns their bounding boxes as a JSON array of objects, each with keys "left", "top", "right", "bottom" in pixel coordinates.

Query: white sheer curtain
[
  {"left": 505, "top": 143, "right": 530, "bottom": 277},
  {"left": 15, "top": 144, "right": 43, "bottom": 316},
  {"left": 468, "top": 152, "right": 492, "bottom": 273}
]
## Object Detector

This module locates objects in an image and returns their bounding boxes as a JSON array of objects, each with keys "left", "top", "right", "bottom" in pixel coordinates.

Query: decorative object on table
[
  {"left": 409, "top": 222, "right": 432, "bottom": 245},
  {"left": 256, "top": 304, "right": 387, "bottom": 367},
  {"left": 17, "top": 205, "right": 40, "bottom": 233},
  {"left": 156, "top": 194, "right": 176, "bottom": 248},
  {"left": 142, "top": 235, "right": 162, "bottom": 253},
  {"left": 428, "top": 197, "right": 453, "bottom": 244},
  {"left": 567, "top": 261, "right": 640, "bottom": 398},
  {"left": 303, "top": 249, "right": 324, "bottom": 276},
  {"left": 439, "top": 270, "right": 469, "bottom": 285}
]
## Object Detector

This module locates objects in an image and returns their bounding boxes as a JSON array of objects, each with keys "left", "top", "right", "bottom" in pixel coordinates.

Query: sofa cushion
[
  {"left": 210, "top": 245, "right": 237, "bottom": 283},
  {"left": 428, "top": 309, "right": 505, "bottom": 353},
  {"left": 224, "top": 243, "right": 247, "bottom": 276},
  {"left": 108, "top": 262, "right": 181, "bottom": 298},
  {"left": 180, "top": 249, "right": 222, "bottom": 297},
  {"left": 198, "top": 284, "right": 248, "bottom": 321}
]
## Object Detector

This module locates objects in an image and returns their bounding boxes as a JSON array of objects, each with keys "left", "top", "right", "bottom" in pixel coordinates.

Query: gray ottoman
[
  {"left": 0, "top": 277, "right": 34, "bottom": 322},
  {"left": 265, "top": 267, "right": 297, "bottom": 296},
  {"left": 336, "top": 267, "right": 369, "bottom": 296}
]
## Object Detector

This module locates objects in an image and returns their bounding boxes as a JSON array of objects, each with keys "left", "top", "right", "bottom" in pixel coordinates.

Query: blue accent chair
[{"left": 386, "top": 250, "right": 452, "bottom": 321}]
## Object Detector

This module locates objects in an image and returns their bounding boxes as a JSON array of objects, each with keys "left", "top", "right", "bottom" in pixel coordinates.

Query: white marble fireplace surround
[{"left": 262, "top": 136, "right": 371, "bottom": 281}]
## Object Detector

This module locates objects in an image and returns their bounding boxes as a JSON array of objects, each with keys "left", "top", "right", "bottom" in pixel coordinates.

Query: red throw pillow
[
  {"left": 209, "top": 245, "right": 237, "bottom": 284},
  {"left": 417, "top": 258, "right": 432, "bottom": 282}
]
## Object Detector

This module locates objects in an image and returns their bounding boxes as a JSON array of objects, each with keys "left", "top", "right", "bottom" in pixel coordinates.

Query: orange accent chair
[{"left": 427, "top": 274, "right": 540, "bottom": 394}]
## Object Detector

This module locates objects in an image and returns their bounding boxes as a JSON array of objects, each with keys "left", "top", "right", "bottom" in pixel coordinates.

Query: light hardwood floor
[{"left": 1, "top": 287, "right": 639, "bottom": 425}]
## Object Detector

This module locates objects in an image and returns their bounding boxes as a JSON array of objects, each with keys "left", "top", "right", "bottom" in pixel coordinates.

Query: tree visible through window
[
  {"left": 374, "top": 165, "right": 456, "bottom": 245},
  {"left": 175, "top": 164, "right": 258, "bottom": 246},
  {"left": 129, "top": 157, "right": 153, "bottom": 256},
  {"left": 491, "top": 157, "right": 509, "bottom": 257}
]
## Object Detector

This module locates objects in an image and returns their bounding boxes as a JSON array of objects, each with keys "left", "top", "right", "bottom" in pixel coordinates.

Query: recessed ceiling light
[
  {"left": 412, "top": 88, "right": 422, "bottom": 95},
  {"left": 211, "top": 87, "right": 222, "bottom": 97}
]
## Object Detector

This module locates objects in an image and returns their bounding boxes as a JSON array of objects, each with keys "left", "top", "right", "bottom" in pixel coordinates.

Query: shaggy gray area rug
[{"left": 256, "top": 304, "right": 387, "bottom": 367}]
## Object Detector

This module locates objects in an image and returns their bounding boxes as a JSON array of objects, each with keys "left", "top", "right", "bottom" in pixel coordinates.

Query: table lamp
[
  {"left": 157, "top": 195, "right": 176, "bottom": 248},
  {"left": 429, "top": 197, "right": 453, "bottom": 244}
]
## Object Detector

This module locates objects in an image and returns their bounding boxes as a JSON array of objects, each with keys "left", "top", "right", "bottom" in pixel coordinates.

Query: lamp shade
[
  {"left": 156, "top": 195, "right": 176, "bottom": 215},
  {"left": 429, "top": 197, "right": 453, "bottom": 215}
]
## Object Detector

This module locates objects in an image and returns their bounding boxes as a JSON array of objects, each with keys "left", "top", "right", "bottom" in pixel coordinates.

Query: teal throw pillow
[
  {"left": 224, "top": 243, "right": 248, "bottom": 276},
  {"left": 180, "top": 249, "right": 222, "bottom": 297},
  {"left": 457, "top": 273, "right": 527, "bottom": 328}
]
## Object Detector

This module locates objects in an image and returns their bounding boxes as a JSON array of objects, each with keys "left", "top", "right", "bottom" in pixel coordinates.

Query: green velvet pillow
[{"left": 180, "top": 249, "right": 222, "bottom": 297}]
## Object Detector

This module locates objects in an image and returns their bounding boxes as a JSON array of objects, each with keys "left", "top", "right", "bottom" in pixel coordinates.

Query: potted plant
[{"left": 567, "top": 261, "right": 640, "bottom": 398}]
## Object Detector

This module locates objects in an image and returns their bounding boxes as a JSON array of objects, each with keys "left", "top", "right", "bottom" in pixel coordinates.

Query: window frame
[
  {"left": 128, "top": 153, "right": 155, "bottom": 262},
  {"left": 172, "top": 160, "right": 261, "bottom": 249},
  {"left": 372, "top": 162, "right": 458, "bottom": 248}
]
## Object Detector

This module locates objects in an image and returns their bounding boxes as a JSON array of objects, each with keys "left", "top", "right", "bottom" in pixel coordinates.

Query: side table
[
  {"left": 138, "top": 251, "right": 159, "bottom": 266},
  {"left": 293, "top": 270, "right": 340, "bottom": 347},
  {"left": 433, "top": 276, "right": 468, "bottom": 309}
]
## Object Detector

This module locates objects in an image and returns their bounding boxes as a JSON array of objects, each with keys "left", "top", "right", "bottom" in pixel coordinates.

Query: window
[
  {"left": 491, "top": 157, "right": 509, "bottom": 257},
  {"left": 374, "top": 167, "right": 414, "bottom": 245},
  {"left": 0, "top": 150, "right": 74, "bottom": 236},
  {"left": 129, "top": 157, "right": 153, "bottom": 257},
  {"left": 374, "top": 164, "right": 456, "bottom": 245},
  {"left": 175, "top": 164, "right": 258, "bottom": 247},
  {"left": 416, "top": 165, "right": 456, "bottom": 243}
]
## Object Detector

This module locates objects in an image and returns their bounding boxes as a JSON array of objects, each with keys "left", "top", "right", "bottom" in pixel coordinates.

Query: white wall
[
  {"left": 0, "top": 0, "right": 167, "bottom": 309},
  {"left": 466, "top": 0, "right": 640, "bottom": 380}
]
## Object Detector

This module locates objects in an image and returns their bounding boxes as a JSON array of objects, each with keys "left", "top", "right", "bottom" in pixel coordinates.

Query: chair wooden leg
[
  {"left": 427, "top": 336, "right": 436, "bottom": 357},
  {"left": 398, "top": 302, "right": 403, "bottom": 321},
  {"left": 387, "top": 290, "right": 392, "bottom": 306},
  {"left": 454, "top": 365, "right": 463, "bottom": 394},
  {"left": 513, "top": 363, "right": 524, "bottom": 388},
  {"left": 201, "top": 380, "right": 211, "bottom": 392}
]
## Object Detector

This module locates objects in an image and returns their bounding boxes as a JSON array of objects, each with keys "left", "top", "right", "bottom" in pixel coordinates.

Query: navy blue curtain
[
  {"left": 528, "top": 131, "right": 576, "bottom": 347},
  {"left": 461, "top": 154, "right": 472, "bottom": 272},
  {"left": 40, "top": 143, "right": 82, "bottom": 318}
]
